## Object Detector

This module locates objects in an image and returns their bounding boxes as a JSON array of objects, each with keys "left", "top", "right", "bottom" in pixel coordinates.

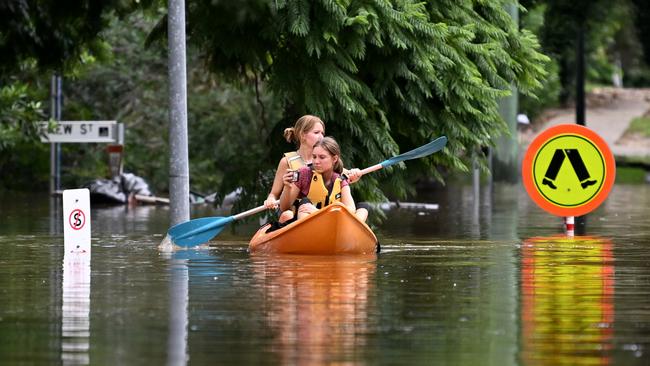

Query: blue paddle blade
[
  {"left": 380, "top": 136, "right": 447, "bottom": 168},
  {"left": 168, "top": 216, "right": 235, "bottom": 247}
]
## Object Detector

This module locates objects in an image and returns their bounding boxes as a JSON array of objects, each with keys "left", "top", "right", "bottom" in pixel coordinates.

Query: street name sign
[{"left": 40, "top": 120, "right": 119, "bottom": 143}]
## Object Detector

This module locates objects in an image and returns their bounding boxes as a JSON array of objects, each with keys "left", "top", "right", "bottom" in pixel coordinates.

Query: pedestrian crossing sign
[{"left": 522, "top": 124, "right": 615, "bottom": 217}]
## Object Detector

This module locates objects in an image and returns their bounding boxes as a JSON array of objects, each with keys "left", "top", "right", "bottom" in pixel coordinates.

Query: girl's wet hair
[
  {"left": 313, "top": 136, "right": 344, "bottom": 174},
  {"left": 283, "top": 115, "right": 325, "bottom": 147}
]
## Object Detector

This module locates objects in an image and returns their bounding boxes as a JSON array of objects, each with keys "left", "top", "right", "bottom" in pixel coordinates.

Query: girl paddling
[
  {"left": 264, "top": 115, "right": 360, "bottom": 211},
  {"left": 279, "top": 137, "right": 368, "bottom": 223}
]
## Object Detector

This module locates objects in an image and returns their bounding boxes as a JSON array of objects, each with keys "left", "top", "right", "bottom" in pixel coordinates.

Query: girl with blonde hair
[
  {"left": 264, "top": 115, "right": 360, "bottom": 210},
  {"left": 279, "top": 137, "right": 368, "bottom": 222}
]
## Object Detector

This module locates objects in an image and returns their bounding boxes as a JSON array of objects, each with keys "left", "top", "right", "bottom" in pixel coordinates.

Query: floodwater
[{"left": 0, "top": 182, "right": 649, "bottom": 365}]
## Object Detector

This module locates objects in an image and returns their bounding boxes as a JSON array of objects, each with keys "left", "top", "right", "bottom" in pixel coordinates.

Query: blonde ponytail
[
  {"left": 284, "top": 115, "right": 325, "bottom": 147},
  {"left": 283, "top": 127, "right": 296, "bottom": 143}
]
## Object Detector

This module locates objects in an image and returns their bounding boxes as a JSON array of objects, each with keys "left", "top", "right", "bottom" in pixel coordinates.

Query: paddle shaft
[
  {"left": 359, "top": 164, "right": 383, "bottom": 176},
  {"left": 171, "top": 200, "right": 279, "bottom": 243},
  {"left": 232, "top": 202, "right": 277, "bottom": 221}
]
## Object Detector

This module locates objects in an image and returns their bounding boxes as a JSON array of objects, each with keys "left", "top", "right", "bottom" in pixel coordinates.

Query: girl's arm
[
  {"left": 264, "top": 158, "right": 289, "bottom": 209},
  {"left": 279, "top": 181, "right": 300, "bottom": 212},
  {"left": 339, "top": 185, "right": 356, "bottom": 212}
]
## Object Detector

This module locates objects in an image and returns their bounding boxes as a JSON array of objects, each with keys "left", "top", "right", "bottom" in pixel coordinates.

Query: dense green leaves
[
  {"left": 180, "top": 0, "right": 548, "bottom": 200},
  {"left": 0, "top": 78, "right": 49, "bottom": 189},
  {"left": 0, "top": 0, "right": 135, "bottom": 75},
  {"left": 2, "top": 1, "right": 550, "bottom": 206}
]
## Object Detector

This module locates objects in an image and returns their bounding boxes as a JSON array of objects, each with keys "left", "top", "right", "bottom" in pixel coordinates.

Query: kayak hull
[{"left": 249, "top": 202, "right": 378, "bottom": 255}]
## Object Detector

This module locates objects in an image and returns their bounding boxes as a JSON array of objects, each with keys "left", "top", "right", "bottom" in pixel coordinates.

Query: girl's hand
[
  {"left": 264, "top": 197, "right": 278, "bottom": 209},
  {"left": 343, "top": 168, "right": 362, "bottom": 183},
  {"left": 283, "top": 170, "right": 295, "bottom": 187}
]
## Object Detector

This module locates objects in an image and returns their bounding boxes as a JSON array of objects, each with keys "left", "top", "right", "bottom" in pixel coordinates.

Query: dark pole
[
  {"left": 576, "top": 22, "right": 586, "bottom": 126},
  {"left": 575, "top": 22, "right": 587, "bottom": 229},
  {"left": 49, "top": 74, "right": 63, "bottom": 194},
  {"left": 55, "top": 75, "right": 62, "bottom": 191}
]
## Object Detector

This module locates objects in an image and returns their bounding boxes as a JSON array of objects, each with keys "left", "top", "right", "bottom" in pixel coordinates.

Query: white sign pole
[
  {"left": 63, "top": 189, "right": 92, "bottom": 255},
  {"left": 61, "top": 188, "right": 91, "bottom": 363}
]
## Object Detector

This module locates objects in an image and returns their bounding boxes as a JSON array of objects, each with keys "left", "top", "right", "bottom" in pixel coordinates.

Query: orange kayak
[{"left": 249, "top": 202, "right": 378, "bottom": 255}]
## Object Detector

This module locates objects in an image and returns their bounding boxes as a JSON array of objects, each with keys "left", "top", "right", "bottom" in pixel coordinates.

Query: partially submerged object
[{"left": 84, "top": 173, "right": 152, "bottom": 204}]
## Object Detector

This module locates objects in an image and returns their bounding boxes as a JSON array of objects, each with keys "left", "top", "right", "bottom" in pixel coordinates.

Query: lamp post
[{"left": 167, "top": 0, "right": 190, "bottom": 226}]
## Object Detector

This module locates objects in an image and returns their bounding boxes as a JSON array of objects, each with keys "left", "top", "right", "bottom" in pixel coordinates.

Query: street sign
[
  {"left": 63, "top": 189, "right": 91, "bottom": 255},
  {"left": 522, "top": 124, "right": 616, "bottom": 217},
  {"left": 40, "top": 121, "right": 121, "bottom": 143}
]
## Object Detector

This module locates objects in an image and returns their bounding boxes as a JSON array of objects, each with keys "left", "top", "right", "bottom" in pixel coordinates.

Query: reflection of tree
[
  {"left": 521, "top": 236, "right": 614, "bottom": 365},
  {"left": 252, "top": 255, "right": 376, "bottom": 364}
]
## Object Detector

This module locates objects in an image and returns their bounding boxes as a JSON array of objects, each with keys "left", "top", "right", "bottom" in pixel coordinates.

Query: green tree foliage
[
  {"left": 0, "top": 78, "right": 49, "bottom": 189},
  {"left": 632, "top": 0, "right": 650, "bottom": 66},
  {"left": 626, "top": 0, "right": 650, "bottom": 86},
  {"left": 0, "top": 0, "right": 136, "bottom": 75},
  {"left": 0, "top": 0, "right": 139, "bottom": 189},
  {"left": 518, "top": 3, "right": 560, "bottom": 119},
  {"left": 521, "top": 0, "right": 650, "bottom": 106},
  {"left": 65, "top": 11, "right": 284, "bottom": 199},
  {"left": 174, "top": 0, "right": 548, "bottom": 201},
  {"left": 2, "top": 1, "right": 549, "bottom": 207}
]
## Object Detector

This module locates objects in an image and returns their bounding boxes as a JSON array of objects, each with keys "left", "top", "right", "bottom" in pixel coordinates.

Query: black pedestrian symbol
[{"left": 541, "top": 149, "right": 597, "bottom": 190}]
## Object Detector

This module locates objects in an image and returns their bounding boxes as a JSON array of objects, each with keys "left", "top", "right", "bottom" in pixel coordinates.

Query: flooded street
[{"left": 0, "top": 183, "right": 649, "bottom": 365}]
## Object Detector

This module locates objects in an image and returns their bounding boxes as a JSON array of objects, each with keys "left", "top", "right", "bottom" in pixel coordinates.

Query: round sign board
[
  {"left": 68, "top": 208, "right": 86, "bottom": 231},
  {"left": 522, "top": 124, "right": 615, "bottom": 217}
]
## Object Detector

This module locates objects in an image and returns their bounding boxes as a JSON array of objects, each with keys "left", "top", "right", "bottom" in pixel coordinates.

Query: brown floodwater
[{"left": 0, "top": 182, "right": 648, "bottom": 365}]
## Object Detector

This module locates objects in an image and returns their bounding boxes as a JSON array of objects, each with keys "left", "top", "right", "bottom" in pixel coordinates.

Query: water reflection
[
  {"left": 91, "top": 204, "right": 168, "bottom": 235},
  {"left": 61, "top": 252, "right": 91, "bottom": 365},
  {"left": 252, "top": 254, "right": 377, "bottom": 364},
  {"left": 521, "top": 235, "right": 614, "bottom": 365}
]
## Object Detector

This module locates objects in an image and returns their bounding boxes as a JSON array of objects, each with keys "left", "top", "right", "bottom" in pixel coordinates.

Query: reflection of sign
[
  {"left": 522, "top": 124, "right": 615, "bottom": 217},
  {"left": 521, "top": 236, "right": 613, "bottom": 365},
  {"left": 62, "top": 255, "right": 91, "bottom": 365},
  {"left": 63, "top": 189, "right": 91, "bottom": 254},
  {"left": 39, "top": 121, "right": 119, "bottom": 143}
]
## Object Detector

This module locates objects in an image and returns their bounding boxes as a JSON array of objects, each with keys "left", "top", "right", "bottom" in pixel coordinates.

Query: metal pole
[
  {"left": 167, "top": 0, "right": 190, "bottom": 226},
  {"left": 565, "top": 216, "right": 575, "bottom": 237},
  {"left": 55, "top": 76, "right": 62, "bottom": 192},
  {"left": 574, "top": 24, "right": 587, "bottom": 230},
  {"left": 492, "top": 3, "right": 519, "bottom": 182},
  {"left": 50, "top": 76, "right": 57, "bottom": 195},
  {"left": 49, "top": 74, "right": 63, "bottom": 195},
  {"left": 576, "top": 23, "right": 585, "bottom": 126}
]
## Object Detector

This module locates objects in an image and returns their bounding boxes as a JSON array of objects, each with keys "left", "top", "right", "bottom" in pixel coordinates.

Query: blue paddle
[
  {"left": 357, "top": 135, "right": 447, "bottom": 176},
  {"left": 168, "top": 203, "right": 272, "bottom": 247},
  {"left": 168, "top": 135, "right": 447, "bottom": 248}
]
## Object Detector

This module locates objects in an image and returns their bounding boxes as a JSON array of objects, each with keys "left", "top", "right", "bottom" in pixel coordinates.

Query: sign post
[
  {"left": 522, "top": 124, "right": 616, "bottom": 233},
  {"left": 61, "top": 188, "right": 91, "bottom": 364},
  {"left": 40, "top": 121, "right": 124, "bottom": 194},
  {"left": 63, "top": 189, "right": 91, "bottom": 255}
]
